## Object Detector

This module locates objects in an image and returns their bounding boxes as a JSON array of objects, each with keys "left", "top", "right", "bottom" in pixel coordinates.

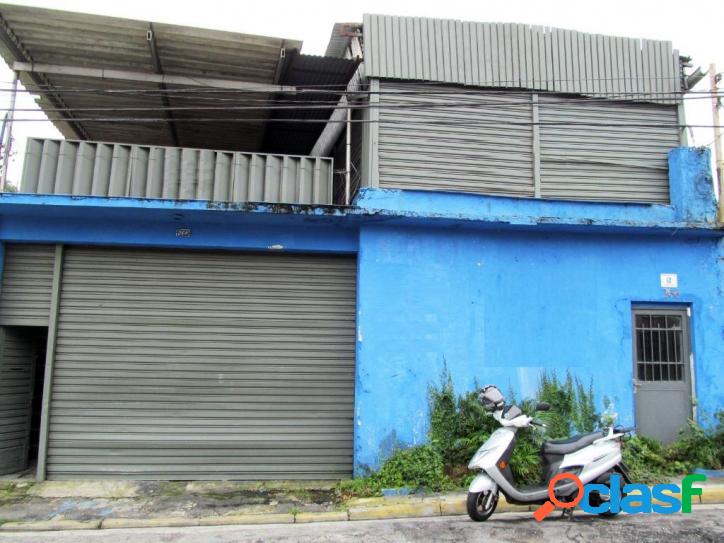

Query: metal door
[{"left": 632, "top": 308, "right": 692, "bottom": 443}]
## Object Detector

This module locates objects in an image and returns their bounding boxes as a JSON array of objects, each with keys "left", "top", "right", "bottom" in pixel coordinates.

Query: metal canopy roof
[
  {"left": 0, "top": 4, "right": 358, "bottom": 155},
  {"left": 0, "top": 4, "right": 301, "bottom": 79}
]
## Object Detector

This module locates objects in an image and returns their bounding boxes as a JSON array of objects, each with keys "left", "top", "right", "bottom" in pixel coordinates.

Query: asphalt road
[{"left": 2, "top": 505, "right": 723, "bottom": 542}]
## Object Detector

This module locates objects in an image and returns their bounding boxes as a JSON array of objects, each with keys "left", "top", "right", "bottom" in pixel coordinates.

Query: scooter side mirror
[{"left": 535, "top": 402, "right": 551, "bottom": 412}]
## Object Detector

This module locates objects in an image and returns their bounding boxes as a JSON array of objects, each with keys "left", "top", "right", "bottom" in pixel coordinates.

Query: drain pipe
[
  {"left": 710, "top": 64, "right": 723, "bottom": 224},
  {"left": 1, "top": 71, "right": 18, "bottom": 192},
  {"left": 345, "top": 106, "right": 351, "bottom": 205}
]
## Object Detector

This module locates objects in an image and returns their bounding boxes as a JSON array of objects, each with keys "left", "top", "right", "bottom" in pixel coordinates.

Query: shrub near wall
[
  {"left": 340, "top": 371, "right": 724, "bottom": 495},
  {"left": 428, "top": 371, "right": 599, "bottom": 486}
]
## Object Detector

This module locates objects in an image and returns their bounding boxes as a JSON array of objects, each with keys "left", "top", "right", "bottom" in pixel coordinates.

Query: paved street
[{"left": 2, "top": 505, "right": 722, "bottom": 543}]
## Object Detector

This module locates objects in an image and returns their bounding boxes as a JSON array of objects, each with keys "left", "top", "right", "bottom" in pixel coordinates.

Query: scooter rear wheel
[{"left": 467, "top": 490, "right": 498, "bottom": 522}]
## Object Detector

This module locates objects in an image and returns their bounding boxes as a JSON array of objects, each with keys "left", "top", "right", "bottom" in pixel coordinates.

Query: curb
[
  {"left": 295, "top": 511, "right": 349, "bottom": 523},
  {"left": 1, "top": 488, "right": 722, "bottom": 532},
  {"left": 101, "top": 517, "right": 200, "bottom": 529},
  {"left": 349, "top": 499, "right": 440, "bottom": 521},
  {"left": 701, "top": 486, "right": 724, "bottom": 503},
  {"left": 0, "top": 520, "right": 101, "bottom": 532},
  {"left": 197, "top": 513, "right": 295, "bottom": 526}
]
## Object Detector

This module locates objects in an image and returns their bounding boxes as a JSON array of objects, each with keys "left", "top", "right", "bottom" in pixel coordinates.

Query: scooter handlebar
[{"left": 614, "top": 425, "right": 635, "bottom": 434}]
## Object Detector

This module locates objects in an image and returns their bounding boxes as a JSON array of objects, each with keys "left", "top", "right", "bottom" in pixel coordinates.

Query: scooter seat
[{"left": 541, "top": 431, "right": 603, "bottom": 455}]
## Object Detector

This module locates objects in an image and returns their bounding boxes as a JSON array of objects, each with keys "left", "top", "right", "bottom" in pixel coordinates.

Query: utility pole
[
  {"left": 710, "top": 64, "right": 723, "bottom": 224},
  {"left": 1, "top": 71, "right": 19, "bottom": 192}
]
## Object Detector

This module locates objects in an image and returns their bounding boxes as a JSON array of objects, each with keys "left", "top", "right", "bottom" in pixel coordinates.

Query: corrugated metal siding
[
  {"left": 374, "top": 80, "right": 676, "bottom": 203},
  {"left": 0, "top": 245, "right": 55, "bottom": 326},
  {"left": 20, "top": 139, "right": 334, "bottom": 205},
  {"left": 47, "top": 247, "right": 356, "bottom": 480},
  {"left": 0, "top": 328, "right": 37, "bottom": 474},
  {"left": 377, "top": 81, "right": 535, "bottom": 196},
  {"left": 538, "top": 96, "right": 678, "bottom": 202},
  {"left": 363, "top": 14, "right": 681, "bottom": 103}
]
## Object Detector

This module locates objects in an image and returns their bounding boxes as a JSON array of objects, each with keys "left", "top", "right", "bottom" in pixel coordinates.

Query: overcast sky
[{"left": 0, "top": 0, "right": 722, "bottom": 185}]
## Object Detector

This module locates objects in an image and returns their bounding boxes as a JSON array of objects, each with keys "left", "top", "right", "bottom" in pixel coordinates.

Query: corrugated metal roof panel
[{"left": 0, "top": 4, "right": 300, "bottom": 80}]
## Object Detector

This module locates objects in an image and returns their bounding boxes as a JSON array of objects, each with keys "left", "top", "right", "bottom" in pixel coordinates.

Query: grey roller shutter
[
  {"left": 377, "top": 81, "right": 535, "bottom": 197},
  {"left": 0, "top": 328, "right": 37, "bottom": 474},
  {"left": 0, "top": 244, "right": 55, "bottom": 326},
  {"left": 538, "top": 96, "right": 679, "bottom": 203},
  {"left": 375, "top": 81, "right": 678, "bottom": 204},
  {"left": 48, "top": 247, "right": 356, "bottom": 480}
]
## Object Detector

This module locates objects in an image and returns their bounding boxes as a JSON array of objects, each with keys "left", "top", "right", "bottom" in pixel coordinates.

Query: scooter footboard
[{"left": 468, "top": 473, "right": 499, "bottom": 494}]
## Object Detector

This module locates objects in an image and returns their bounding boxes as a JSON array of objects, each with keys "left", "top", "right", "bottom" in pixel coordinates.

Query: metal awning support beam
[
  {"left": 146, "top": 24, "right": 179, "bottom": 147},
  {"left": 13, "top": 61, "right": 297, "bottom": 93}
]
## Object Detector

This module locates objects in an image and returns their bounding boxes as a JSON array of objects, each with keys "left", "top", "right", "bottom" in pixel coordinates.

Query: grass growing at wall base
[
  {"left": 624, "top": 412, "right": 724, "bottom": 483},
  {"left": 341, "top": 371, "right": 724, "bottom": 496}
]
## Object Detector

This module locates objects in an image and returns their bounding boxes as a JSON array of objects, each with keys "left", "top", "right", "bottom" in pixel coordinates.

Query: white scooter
[{"left": 467, "top": 385, "right": 633, "bottom": 521}]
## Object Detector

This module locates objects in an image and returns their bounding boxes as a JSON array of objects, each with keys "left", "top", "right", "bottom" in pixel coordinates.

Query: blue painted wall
[
  {"left": 0, "top": 198, "right": 358, "bottom": 254},
  {"left": 354, "top": 225, "right": 724, "bottom": 473}
]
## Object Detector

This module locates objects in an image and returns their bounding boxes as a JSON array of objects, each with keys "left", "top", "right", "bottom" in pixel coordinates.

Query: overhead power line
[
  {"left": 0, "top": 92, "right": 722, "bottom": 115},
  {"left": 0, "top": 84, "right": 718, "bottom": 99},
  {"left": 3, "top": 116, "right": 721, "bottom": 129},
  {"left": 0, "top": 72, "right": 704, "bottom": 91}
]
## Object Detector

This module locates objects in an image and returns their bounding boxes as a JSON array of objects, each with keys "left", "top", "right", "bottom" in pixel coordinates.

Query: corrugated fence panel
[
  {"left": 47, "top": 247, "right": 356, "bottom": 480},
  {"left": 363, "top": 14, "right": 682, "bottom": 103},
  {"left": 0, "top": 327, "right": 37, "bottom": 474},
  {"left": 0, "top": 245, "right": 55, "bottom": 326},
  {"left": 538, "top": 96, "right": 679, "bottom": 203},
  {"left": 377, "top": 81, "right": 535, "bottom": 197},
  {"left": 20, "top": 139, "right": 334, "bottom": 206}
]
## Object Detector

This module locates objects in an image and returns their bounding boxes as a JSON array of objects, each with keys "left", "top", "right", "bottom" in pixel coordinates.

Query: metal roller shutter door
[
  {"left": 377, "top": 81, "right": 535, "bottom": 197},
  {"left": 48, "top": 247, "right": 356, "bottom": 480},
  {"left": 538, "top": 96, "right": 679, "bottom": 203},
  {"left": 0, "top": 244, "right": 55, "bottom": 326},
  {"left": 0, "top": 328, "right": 38, "bottom": 474}
]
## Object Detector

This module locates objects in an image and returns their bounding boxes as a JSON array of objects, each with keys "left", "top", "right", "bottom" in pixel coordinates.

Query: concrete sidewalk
[{"left": 1, "top": 479, "right": 723, "bottom": 532}]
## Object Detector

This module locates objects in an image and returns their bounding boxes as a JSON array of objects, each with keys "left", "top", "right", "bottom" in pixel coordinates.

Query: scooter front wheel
[{"left": 467, "top": 490, "right": 498, "bottom": 522}]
